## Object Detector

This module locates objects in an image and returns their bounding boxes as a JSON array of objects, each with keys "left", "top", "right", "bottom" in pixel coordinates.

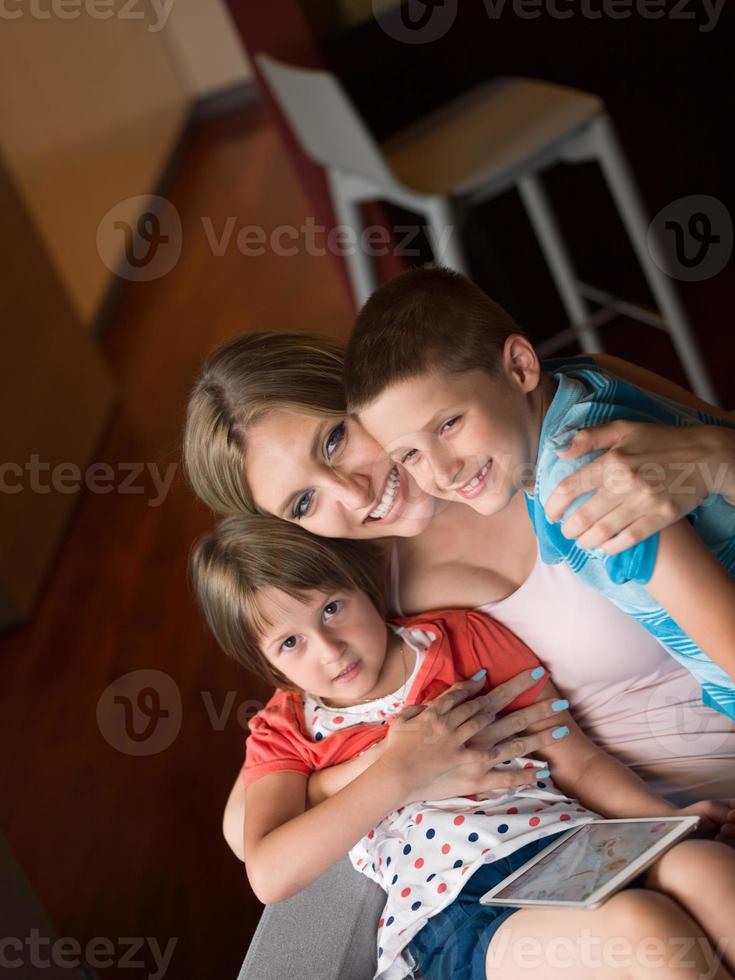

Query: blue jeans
[{"left": 407, "top": 832, "right": 567, "bottom": 980}]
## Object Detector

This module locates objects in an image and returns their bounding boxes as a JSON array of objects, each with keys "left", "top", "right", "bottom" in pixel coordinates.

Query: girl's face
[
  {"left": 256, "top": 587, "right": 396, "bottom": 707},
  {"left": 244, "top": 411, "right": 437, "bottom": 539}
]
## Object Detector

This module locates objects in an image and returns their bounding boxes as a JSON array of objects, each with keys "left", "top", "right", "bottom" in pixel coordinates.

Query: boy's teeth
[
  {"left": 368, "top": 467, "right": 400, "bottom": 519},
  {"left": 462, "top": 462, "right": 489, "bottom": 491}
]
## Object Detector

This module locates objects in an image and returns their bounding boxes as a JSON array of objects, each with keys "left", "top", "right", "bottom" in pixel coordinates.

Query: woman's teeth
[{"left": 368, "top": 467, "right": 400, "bottom": 520}]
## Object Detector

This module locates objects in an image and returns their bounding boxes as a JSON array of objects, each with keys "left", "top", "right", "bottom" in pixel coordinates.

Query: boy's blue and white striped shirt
[{"left": 525, "top": 357, "right": 735, "bottom": 722}]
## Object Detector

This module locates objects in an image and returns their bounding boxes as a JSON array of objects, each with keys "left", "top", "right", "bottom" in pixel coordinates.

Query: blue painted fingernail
[
  {"left": 531, "top": 667, "right": 545, "bottom": 680},
  {"left": 552, "top": 700, "right": 569, "bottom": 712},
  {"left": 552, "top": 726, "right": 569, "bottom": 740},
  {"left": 536, "top": 770, "right": 550, "bottom": 779},
  {"left": 472, "top": 669, "right": 487, "bottom": 680}
]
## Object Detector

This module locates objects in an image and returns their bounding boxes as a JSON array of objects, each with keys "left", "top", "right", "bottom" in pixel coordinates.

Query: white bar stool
[{"left": 256, "top": 54, "right": 716, "bottom": 403}]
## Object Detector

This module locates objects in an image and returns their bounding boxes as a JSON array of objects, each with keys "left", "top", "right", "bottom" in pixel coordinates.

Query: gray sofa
[{"left": 237, "top": 856, "right": 385, "bottom": 980}]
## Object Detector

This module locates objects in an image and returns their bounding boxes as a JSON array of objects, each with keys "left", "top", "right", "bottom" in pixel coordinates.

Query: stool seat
[
  {"left": 256, "top": 53, "right": 717, "bottom": 404},
  {"left": 383, "top": 77, "right": 602, "bottom": 197}
]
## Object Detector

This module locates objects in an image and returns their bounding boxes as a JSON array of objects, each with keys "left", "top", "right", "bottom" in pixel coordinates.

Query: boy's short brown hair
[
  {"left": 344, "top": 266, "right": 522, "bottom": 411},
  {"left": 191, "top": 515, "right": 387, "bottom": 689}
]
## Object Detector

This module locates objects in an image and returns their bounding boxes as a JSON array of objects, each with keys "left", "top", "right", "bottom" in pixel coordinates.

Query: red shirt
[{"left": 241, "top": 608, "right": 546, "bottom": 789}]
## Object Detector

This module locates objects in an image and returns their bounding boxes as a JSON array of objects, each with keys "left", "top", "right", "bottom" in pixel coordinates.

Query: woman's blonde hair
[
  {"left": 190, "top": 514, "right": 387, "bottom": 689},
  {"left": 183, "top": 332, "right": 346, "bottom": 515}
]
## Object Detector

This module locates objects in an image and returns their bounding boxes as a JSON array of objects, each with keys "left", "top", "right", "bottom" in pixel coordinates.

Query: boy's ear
[{"left": 502, "top": 334, "right": 542, "bottom": 393}]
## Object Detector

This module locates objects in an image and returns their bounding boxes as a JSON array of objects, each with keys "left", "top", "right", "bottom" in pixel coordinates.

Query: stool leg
[
  {"left": 591, "top": 116, "right": 718, "bottom": 404},
  {"left": 328, "top": 169, "right": 377, "bottom": 309},
  {"left": 424, "top": 197, "right": 469, "bottom": 275},
  {"left": 518, "top": 173, "right": 601, "bottom": 353}
]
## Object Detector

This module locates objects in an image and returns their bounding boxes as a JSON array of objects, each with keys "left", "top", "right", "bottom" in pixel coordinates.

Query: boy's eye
[
  {"left": 401, "top": 449, "right": 419, "bottom": 465},
  {"left": 440, "top": 416, "right": 461, "bottom": 434},
  {"left": 324, "top": 422, "right": 346, "bottom": 460},
  {"left": 323, "top": 599, "right": 342, "bottom": 619},
  {"left": 292, "top": 489, "right": 315, "bottom": 520}
]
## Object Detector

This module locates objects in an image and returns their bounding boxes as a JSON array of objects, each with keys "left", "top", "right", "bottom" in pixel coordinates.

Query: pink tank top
[{"left": 388, "top": 545, "right": 735, "bottom": 806}]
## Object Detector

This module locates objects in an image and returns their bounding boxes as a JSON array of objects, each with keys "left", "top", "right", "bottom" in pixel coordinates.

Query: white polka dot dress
[{"left": 304, "top": 627, "right": 597, "bottom": 980}]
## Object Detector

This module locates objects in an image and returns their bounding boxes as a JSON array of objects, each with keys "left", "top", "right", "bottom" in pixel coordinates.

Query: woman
[{"left": 183, "top": 333, "right": 735, "bottom": 865}]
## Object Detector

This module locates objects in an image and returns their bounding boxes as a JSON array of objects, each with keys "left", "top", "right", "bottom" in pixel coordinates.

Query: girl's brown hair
[
  {"left": 190, "top": 514, "right": 387, "bottom": 689},
  {"left": 183, "top": 332, "right": 346, "bottom": 515}
]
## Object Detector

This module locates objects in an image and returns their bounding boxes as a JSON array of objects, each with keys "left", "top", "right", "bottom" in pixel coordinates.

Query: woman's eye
[
  {"left": 323, "top": 600, "right": 342, "bottom": 619},
  {"left": 325, "top": 422, "right": 346, "bottom": 460},
  {"left": 401, "top": 449, "right": 419, "bottom": 465},
  {"left": 440, "top": 416, "right": 461, "bottom": 435},
  {"left": 292, "top": 489, "right": 314, "bottom": 520}
]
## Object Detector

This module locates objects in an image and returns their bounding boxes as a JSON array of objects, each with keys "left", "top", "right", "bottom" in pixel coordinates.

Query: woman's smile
[
  {"left": 245, "top": 411, "right": 436, "bottom": 539},
  {"left": 363, "top": 465, "right": 406, "bottom": 524}
]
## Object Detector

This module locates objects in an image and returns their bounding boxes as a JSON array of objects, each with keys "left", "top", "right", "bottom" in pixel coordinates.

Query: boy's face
[
  {"left": 356, "top": 337, "right": 544, "bottom": 517},
  {"left": 257, "top": 587, "right": 392, "bottom": 708}
]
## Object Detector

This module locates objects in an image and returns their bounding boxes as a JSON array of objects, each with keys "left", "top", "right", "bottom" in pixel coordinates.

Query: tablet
[{"left": 480, "top": 816, "right": 700, "bottom": 910}]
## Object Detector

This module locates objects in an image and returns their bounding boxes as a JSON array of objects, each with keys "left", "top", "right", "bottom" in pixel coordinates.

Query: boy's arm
[
  {"left": 245, "top": 760, "right": 407, "bottom": 905},
  {"left": 646, "top": 519, "right": 735, "bottom": 683},
  {"left": 524, "top": 680, "right": 679, "bottom": 817}
]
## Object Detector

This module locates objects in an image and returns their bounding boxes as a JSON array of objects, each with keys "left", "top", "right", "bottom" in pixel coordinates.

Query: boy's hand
[{"left": 678, "top": 799, "right": 735, "bottom": 847}]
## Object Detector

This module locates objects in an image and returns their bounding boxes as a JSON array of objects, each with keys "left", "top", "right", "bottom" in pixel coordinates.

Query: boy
[{"left": 343, "top": 267, "right": 735, "bottom": 722}]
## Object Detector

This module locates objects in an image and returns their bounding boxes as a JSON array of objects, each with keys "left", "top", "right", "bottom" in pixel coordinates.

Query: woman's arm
[
  {"left": 245, "top": 674, "right": 561, "bottom": 903},
  {"left": 523, "top": 679, "right": 680, "bottom": 817},
  {"left": 306, "top": 668, "right": 570, "bottom": 805},
  {"left": 245, "top": 678, "right": 494, "bottom": 903},
  {"left": 545, "top": 356, "right": 735, "bottom": 551},
  {"left": 222, "top": 668, "right": 571, "bottom": 860},
  {"left": 647, "top": 519, "right": 735, "bottom": 683}
]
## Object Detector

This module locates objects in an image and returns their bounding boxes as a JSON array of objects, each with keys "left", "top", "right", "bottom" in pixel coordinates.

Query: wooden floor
[
  {"left": 0, "top": 105, "right": 355, "bottom": 980},
  {"left": 1, "top": 103, "right": 732, "bottom": 980}
]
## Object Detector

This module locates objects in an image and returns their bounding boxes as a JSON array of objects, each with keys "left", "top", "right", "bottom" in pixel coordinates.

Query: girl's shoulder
[{"left": 248, "top": 687, "right": 305, "bottom": 734}]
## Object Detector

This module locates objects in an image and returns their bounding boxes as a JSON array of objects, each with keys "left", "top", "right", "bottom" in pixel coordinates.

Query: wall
[
  {"left": 163, "top": 0, "right": 253, "bottom": 98},
  {"left": 0, "top": 0, "right": 252, "bottom": 327}
]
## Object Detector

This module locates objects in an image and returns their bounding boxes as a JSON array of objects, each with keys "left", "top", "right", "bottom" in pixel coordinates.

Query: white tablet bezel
[{"left": 479, "top": 816, "right": 701, "bottom": 910}]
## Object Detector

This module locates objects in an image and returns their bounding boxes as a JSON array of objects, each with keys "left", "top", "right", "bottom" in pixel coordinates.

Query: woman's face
[{"left": 244, "top": 410, "right": 437, "bottom": 539}]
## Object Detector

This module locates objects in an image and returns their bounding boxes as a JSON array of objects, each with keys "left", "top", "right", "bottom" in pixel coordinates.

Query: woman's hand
[
  {"left": 679, "top": 799, "right": 735, "bottom": 848},
  {"left": 380, "top": 668, "right": 563, "bottom": 804},
  {"left": 544, "top": 420, "right": 735, "bottom": 554}
]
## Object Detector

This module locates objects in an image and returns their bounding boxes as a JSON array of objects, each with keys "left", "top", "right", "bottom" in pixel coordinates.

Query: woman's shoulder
[{"left": 393, "top": 500, "right": 537, "bottom": 613}]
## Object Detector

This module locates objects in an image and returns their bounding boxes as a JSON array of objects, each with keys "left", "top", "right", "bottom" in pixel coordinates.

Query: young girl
[{"left": 192, "top": 514, "right": 735, "bottom": 980}]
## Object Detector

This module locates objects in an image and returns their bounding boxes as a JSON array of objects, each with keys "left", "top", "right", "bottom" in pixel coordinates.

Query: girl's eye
[
  {"left": 440, "top": 416, "right": 461, "bottom": 435},
  {"left": 323, "top": 600, "right": 342, "bottom": 619},
  {"left": 401, "top": 449, "right": 419, "bottom": 465},
  {"left": 292, "top": 489, "right": 315, "bottom": 520},
  {"left": 280, "top": 635, "right": 299, "bottom": 653},
  {"left": 325, "top": 422, "right": 346, "bottom": 460}
]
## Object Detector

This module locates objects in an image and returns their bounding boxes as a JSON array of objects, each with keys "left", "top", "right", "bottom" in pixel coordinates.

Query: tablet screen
[{"left": 492, "top": 820, "right": 682, "bottom": 903}]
